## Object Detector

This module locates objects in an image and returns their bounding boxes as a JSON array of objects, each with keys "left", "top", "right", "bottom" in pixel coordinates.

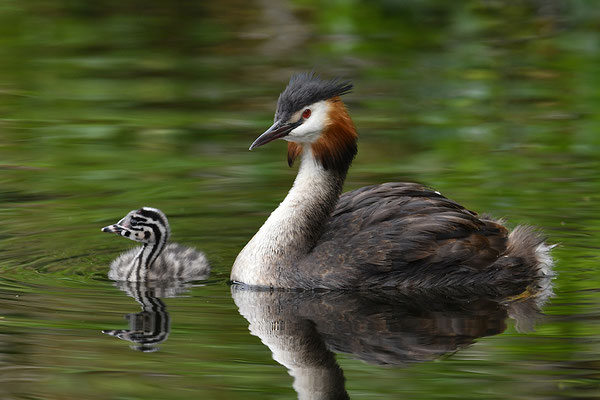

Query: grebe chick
[
  {"left": 231, "top": 73, "right": 554, "bottom": 291},
  {"left": 102, "top": 207, "right": 210, "bottom": 282}
]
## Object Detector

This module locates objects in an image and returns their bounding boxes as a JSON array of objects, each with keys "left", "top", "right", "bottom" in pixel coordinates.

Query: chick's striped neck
[{"left": 128, "top": 223, "right": 168, "bottom": 281}]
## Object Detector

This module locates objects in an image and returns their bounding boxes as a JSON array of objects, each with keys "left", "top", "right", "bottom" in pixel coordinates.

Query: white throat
[{"left": 231, "top": 148, "right": 343, "bottom": 287}]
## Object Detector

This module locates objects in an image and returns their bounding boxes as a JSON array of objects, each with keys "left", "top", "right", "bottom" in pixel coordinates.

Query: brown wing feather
[{"left": 296, "top": 182, "right": 510, "bottom": 289}]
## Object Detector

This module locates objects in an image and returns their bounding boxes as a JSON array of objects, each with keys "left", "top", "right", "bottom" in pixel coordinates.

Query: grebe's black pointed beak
[{"left": 249, "top": 120, "right": 302, "bottom": 150}]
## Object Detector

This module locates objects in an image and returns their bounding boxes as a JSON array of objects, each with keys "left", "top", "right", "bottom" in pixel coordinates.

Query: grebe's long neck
[
  {"left": 232, "top": 98, "right": 357, "bottom": 287},
  {"left": 231, "top": 149, "right": 348, "bottom": 287},
  {"left": 127, "top": 234, "right": 168, "bottom": 281}
]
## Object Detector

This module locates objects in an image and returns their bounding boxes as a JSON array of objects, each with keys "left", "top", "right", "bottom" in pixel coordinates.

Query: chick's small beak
[
  {"left": 101, "top": 224, "right": 124, "bottom": 234},
  {"left": 249, "top": 120, "right": 302, "bottom": 150}
]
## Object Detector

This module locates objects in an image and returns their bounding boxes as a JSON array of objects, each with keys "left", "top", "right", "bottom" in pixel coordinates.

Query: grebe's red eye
[{"left": 302, "top": 109, "right": 311, "bottom": 119}]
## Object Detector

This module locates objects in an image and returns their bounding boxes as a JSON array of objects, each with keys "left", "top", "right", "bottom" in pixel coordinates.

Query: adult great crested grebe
[
  {"left": 231, "top": 73, "right": 554, "bottom": 292},
  {"left": 102, "top": 207, "right": 210, "bottom": 282}
]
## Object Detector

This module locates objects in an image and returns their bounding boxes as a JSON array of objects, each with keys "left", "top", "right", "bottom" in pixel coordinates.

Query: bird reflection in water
[
  {"left": 102, "top": 281, "right": 191, "bottom": 352},
  {"left": 232, "top": 281, "right": 552, "bottom": 399}
]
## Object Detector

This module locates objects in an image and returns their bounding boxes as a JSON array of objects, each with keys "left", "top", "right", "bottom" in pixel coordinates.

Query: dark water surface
[{"left": 1, "top": 1, "right": 599, "bottom": 398}]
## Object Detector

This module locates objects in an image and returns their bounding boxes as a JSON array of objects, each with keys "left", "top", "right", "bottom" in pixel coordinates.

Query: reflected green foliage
[{"left": 0, "top": 0, "right": 599, "bottom": 398}]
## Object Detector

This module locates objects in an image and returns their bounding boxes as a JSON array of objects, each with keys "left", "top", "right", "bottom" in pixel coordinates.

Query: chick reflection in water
[
  {"left": 101, "top": 207, "right": 210, "bottom": 351},
  {"left": 102, "top": 281, "right": 182, "bottom": 352},
  {"left": 232, "top": 284, "right": 552, "bottom": 399}
]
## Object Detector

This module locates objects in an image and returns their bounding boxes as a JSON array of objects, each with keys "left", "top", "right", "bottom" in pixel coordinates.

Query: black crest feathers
[{"left": 275, "top": 73, "right": 353, "bottom": 121}]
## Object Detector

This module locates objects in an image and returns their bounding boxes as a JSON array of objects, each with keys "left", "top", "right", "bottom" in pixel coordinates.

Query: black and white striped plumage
[{"left": 102, "top": 207, "right": 210, "bottom": 282}]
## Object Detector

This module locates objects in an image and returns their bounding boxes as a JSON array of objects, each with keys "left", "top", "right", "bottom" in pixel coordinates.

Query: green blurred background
[{"left": 0, "top": 0, "right": 599, "bottom": 399}]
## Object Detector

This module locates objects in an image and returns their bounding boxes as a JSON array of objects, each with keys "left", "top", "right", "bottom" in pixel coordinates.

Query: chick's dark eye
[
  {"left": 130, "top": 216, "right": 143, "bottom": 226},
  {"left": 302, "top": 109, "right": 311, "bottom": 119}
]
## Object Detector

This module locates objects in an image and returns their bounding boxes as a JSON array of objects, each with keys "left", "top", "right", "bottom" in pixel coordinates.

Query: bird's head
[
  {"left": 102, "top": 207, "right": 170, "bottom": 244},
  {"left": 250, "top": 73, "right": 358, "bottom": 172}
]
